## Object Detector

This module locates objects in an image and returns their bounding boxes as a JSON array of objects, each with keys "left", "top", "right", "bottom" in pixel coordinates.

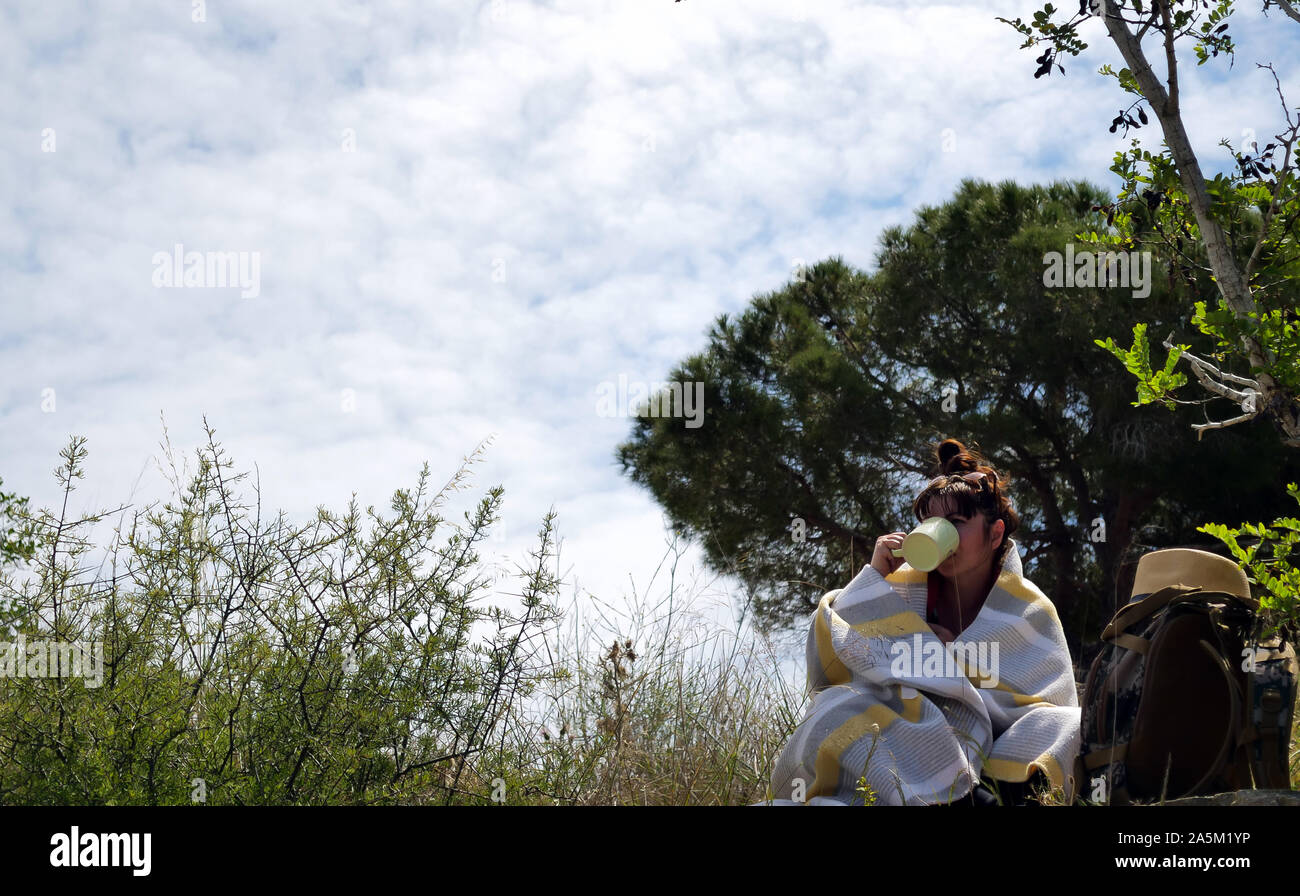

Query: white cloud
[{"left": 2, "top": 0, "right": 1295, "bottom": 653}]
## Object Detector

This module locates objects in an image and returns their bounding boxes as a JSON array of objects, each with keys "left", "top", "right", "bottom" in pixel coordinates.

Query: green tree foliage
[
  {"left": 1200, "top": 483, "right": 1300, "bottom": 639},
  {"left": 617, "top": 178, "right": 1300, "bottom": 643},
  {"left": 0, "top": 479, "right": 34, "bottom": 569},
  {"left": 1000, "top": 0, "right": 1300, "bottom": 637},
  {"left": 999, "top": 0, "right": 1300, "bottom": 444}
]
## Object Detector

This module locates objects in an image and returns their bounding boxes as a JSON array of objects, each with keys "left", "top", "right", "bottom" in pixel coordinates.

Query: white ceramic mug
[{"left": 890, "top": 516, "right": 960, "bottom": 572}]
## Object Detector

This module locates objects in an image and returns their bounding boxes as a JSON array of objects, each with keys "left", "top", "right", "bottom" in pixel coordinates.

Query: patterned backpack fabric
[{"left": 1076, "top": 550, "right": 1297, "bottom": 805}]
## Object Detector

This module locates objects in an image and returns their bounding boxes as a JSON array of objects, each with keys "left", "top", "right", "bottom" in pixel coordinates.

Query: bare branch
[
  {"left": 1162, "top": 332, "right": 1265, "bottom": 437},
  {"left": 1193, "top": 408, "right": 1264, "bottom": 437},
  {"left": 1245, "top": 64, "right": 1300, "bottom": 283},
  {"left": 1157, "top": 0, "right": 1179, "bottom": 114},
  {"left": 1269, "top": 0, "right": 1300, "bottom": 25},
  {"left": 1164, "top": 332, "right": 1262, "bottom": 397}
]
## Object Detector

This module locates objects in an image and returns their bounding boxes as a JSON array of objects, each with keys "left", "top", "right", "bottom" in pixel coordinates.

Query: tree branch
[
  {"left": 1098, "top": 0, "right": 1300, "bottom": 444},
  {"left": 1270, "top": 0, "right": 1300, "bottom": 25},
  {"left": 1162, "top": 332, "right": 1264, "bottom": 434},
  {"left": 1244, "top": 64, "right": 1300, "bottom": 283}
]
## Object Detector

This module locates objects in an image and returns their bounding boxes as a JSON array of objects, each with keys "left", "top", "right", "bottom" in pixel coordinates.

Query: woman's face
[{"left": 923, "top": 495, "right": 1004, "bottom": 581}]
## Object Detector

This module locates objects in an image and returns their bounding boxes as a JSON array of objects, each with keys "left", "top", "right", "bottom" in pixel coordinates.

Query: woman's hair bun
[
  {"left": 937, "top": 438, "right": 977, "bottom": 475},
  {"left": 916, "top": 437, "right": 1019, "bottom": 569}
]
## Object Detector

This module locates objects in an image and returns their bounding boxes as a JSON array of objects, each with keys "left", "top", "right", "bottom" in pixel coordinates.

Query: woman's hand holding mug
[{"left": 870, "top": 532, "right": 908, "bottom": 577}]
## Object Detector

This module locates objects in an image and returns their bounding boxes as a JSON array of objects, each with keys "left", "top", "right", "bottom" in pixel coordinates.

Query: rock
[{"left": 1145, "top": 789, "right": 1300, "bottom": 806}]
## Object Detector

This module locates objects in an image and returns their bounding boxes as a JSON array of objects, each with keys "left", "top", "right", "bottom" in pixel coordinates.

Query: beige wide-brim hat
[{"left": 1130, "top": 548, "right": 1251, "bottom": 602}]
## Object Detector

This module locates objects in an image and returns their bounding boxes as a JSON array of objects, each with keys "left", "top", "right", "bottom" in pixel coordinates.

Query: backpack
[{"left": 1075, "top": 549, "right": 1297, "bottom": 805}]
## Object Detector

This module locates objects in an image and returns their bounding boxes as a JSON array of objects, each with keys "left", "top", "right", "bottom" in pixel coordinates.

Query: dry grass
[{"left": 461, "top": 537, "right": 808, "bottom": 805}]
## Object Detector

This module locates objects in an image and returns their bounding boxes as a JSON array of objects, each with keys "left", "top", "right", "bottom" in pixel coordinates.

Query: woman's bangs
[{"left": 917, "top": 482, "right": 979, "bottom": 521}]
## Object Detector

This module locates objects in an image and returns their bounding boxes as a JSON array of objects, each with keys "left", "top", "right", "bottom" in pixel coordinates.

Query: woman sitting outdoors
[{"left": 766, "top": 438, "right": 1081, "bottom": 806}]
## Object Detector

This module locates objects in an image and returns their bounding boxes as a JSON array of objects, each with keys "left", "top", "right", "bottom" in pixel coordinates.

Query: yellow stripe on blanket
[
  {"left": 849, "top": 610, "right": 928, "bottom": 640},
  {"left": 886, "top": 568, "right": 928, "bottom": 586},
  {"left": 996, "top": 573, "right": 1065, "bottom": 626},
  {"left": 984, "top": 754, "right": 1067, "bottom": 789},
  {"left": 811, "top": 694, "right": 924, "bottom": 797},
  {"left": 984, "top": 679, "right": 1056, "bottom": 706},
  {"left": 813, "top": 600, "right": 852, "bottom": 687}
]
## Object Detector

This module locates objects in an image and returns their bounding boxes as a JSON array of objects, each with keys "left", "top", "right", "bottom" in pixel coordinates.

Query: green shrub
[{"left": 0, "top": 426, "right": 564, "bottom": 805}]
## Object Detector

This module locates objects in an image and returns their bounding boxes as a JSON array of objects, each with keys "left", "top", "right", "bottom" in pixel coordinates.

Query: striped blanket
[{"left": 765, "top": 541, "right": 1081, "bottom": 805}]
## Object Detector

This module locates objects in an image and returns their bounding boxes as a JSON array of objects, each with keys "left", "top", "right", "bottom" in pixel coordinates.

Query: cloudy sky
[{"left": 3, "top": 1, "right": 1295, "bottom": 644}]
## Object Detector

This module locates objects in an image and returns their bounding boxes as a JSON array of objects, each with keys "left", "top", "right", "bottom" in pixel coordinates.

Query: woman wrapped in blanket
[{"left": 766, "top": 438, "right": 1081, "bottom": 806}]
